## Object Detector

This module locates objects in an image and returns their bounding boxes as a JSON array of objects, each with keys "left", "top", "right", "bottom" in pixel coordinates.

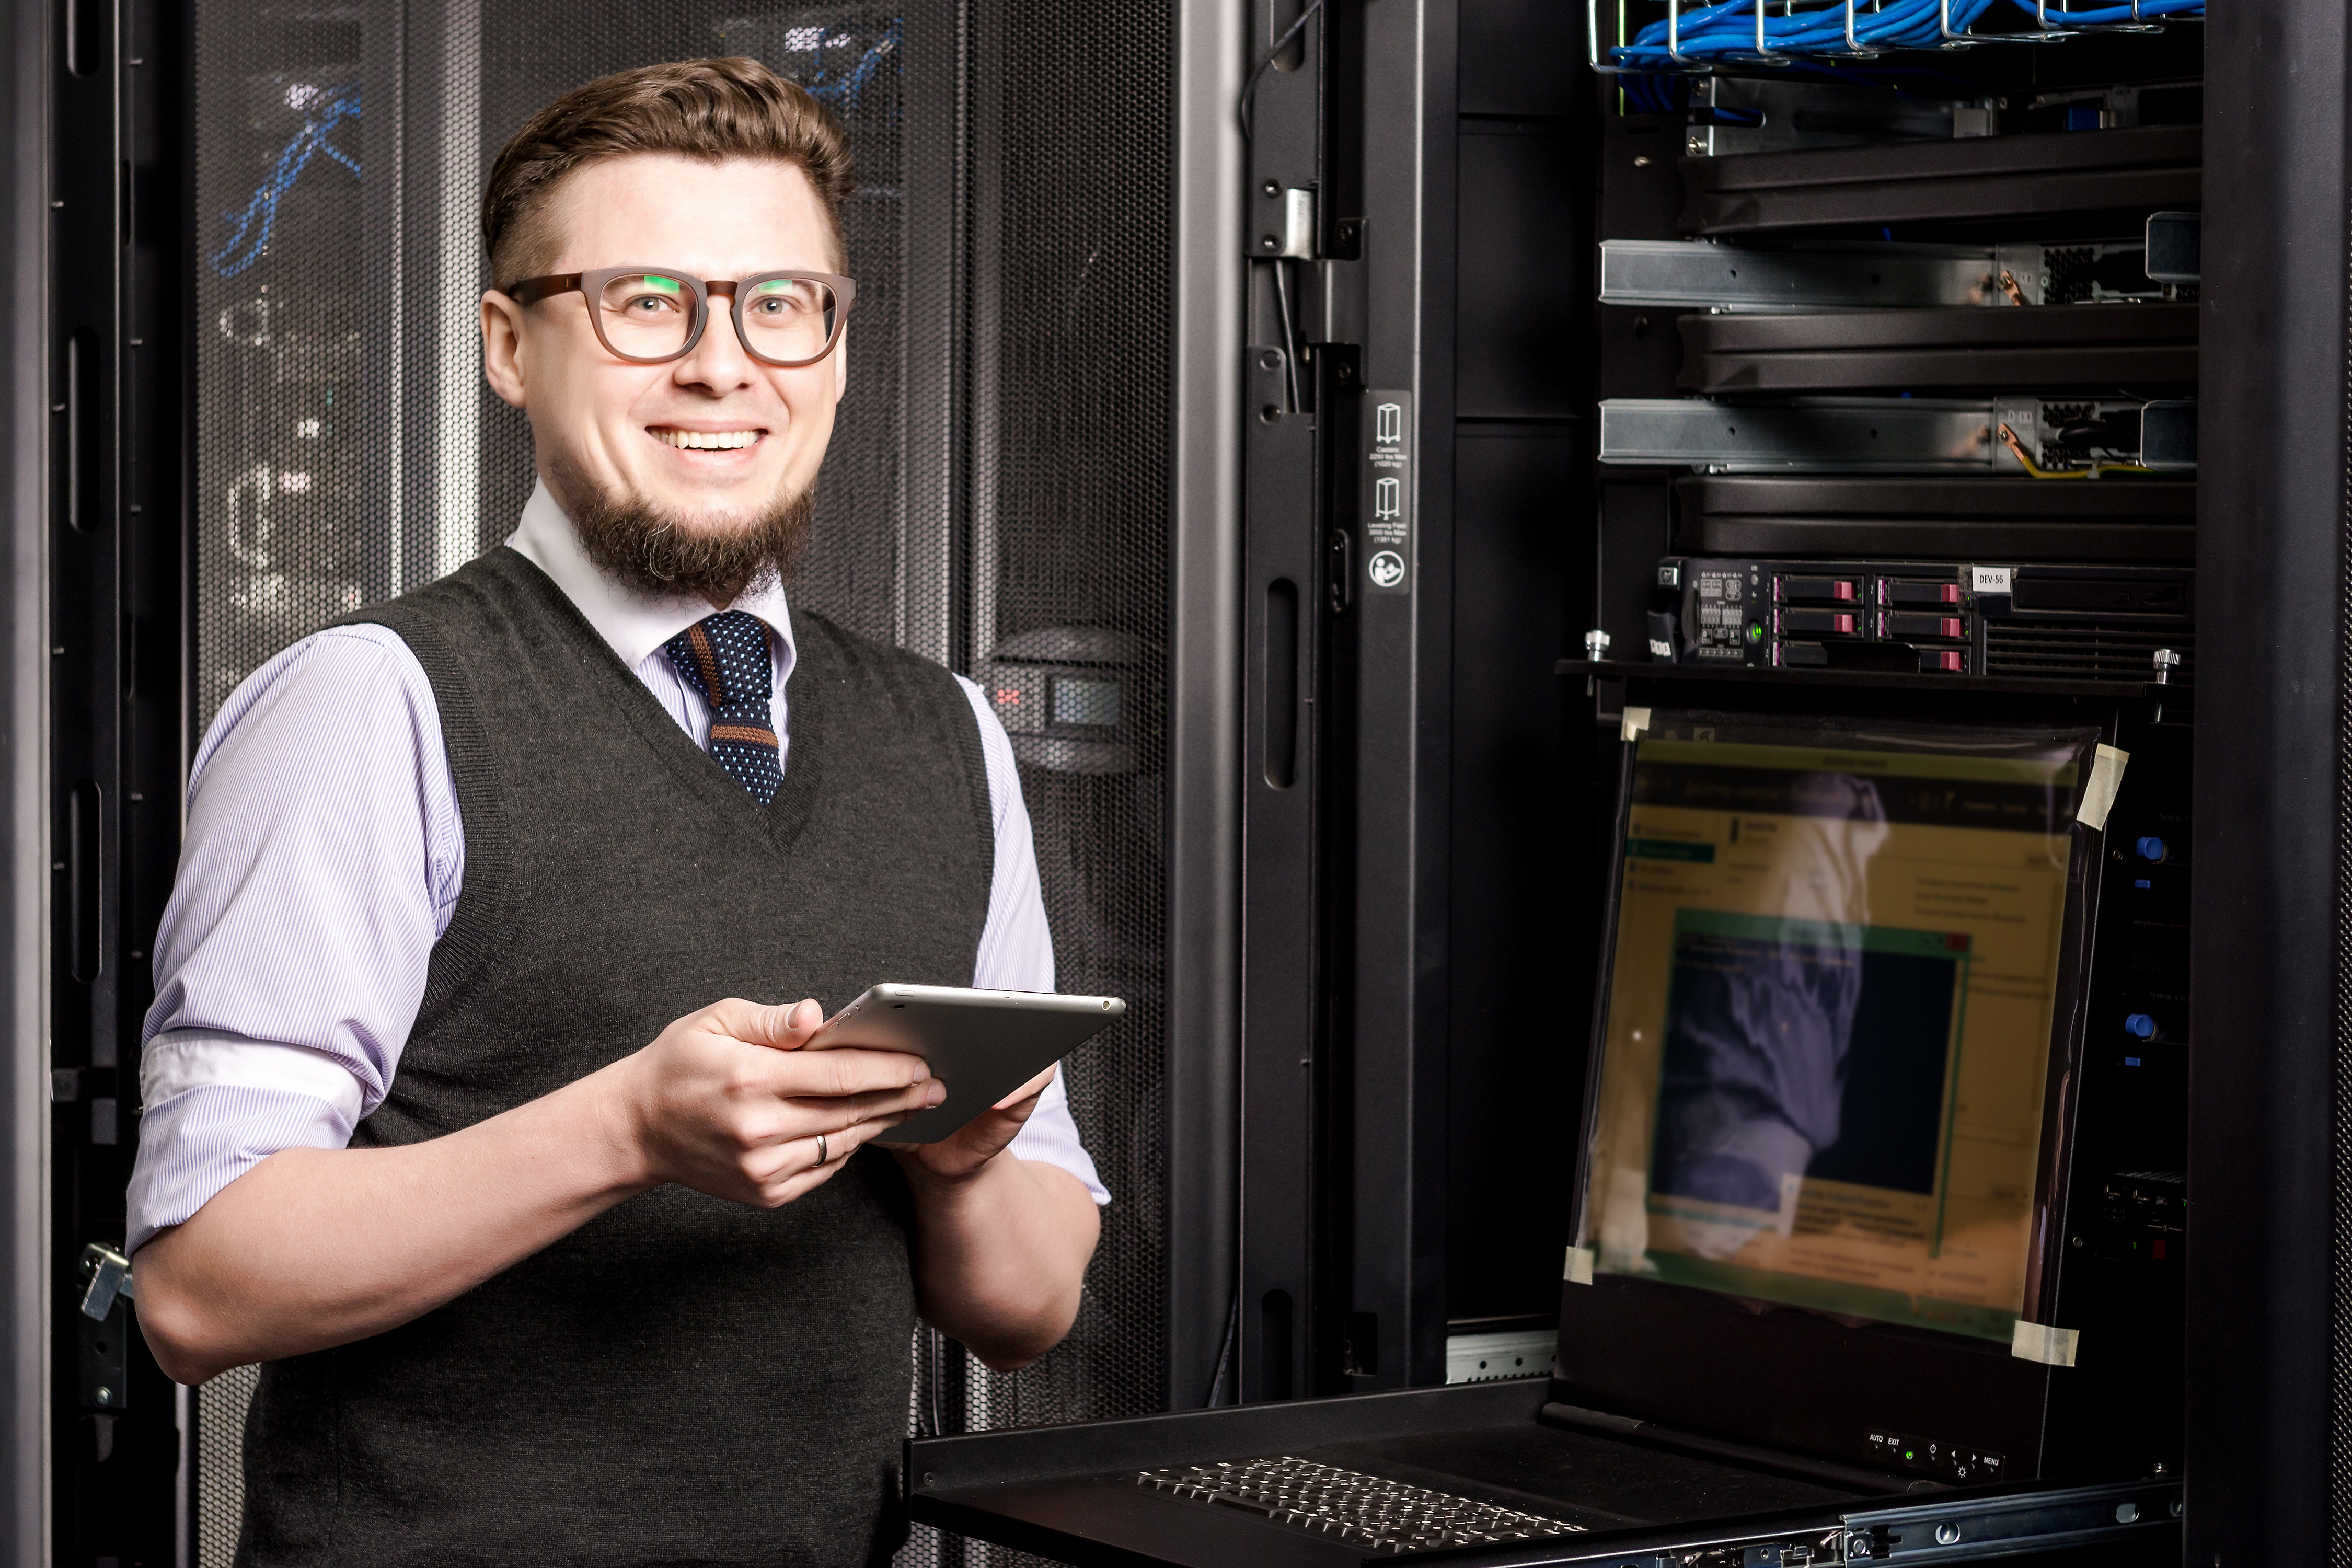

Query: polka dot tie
[{"left": 663, "top": 612, "right": 782, "bottom": 806}]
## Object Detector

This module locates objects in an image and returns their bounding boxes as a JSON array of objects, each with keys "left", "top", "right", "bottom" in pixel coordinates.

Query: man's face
[{"left": 481, "top": 153, "right": 847, "bottom": 544}]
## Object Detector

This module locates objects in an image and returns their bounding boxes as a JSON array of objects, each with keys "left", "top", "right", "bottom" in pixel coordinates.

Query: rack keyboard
[{"left": 1134, "top": 1455, "right": 1586, "bottom": 1554}]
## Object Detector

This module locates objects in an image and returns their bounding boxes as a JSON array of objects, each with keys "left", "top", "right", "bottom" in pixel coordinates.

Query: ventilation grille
[
  {"left": 194, "top": 1366, "right": 260, "bottom": 1568},
  {"left": 2042, "top": 246, "right": 2101, "bottom": 304},
  {"left": 1983, "top": 621, "right": 2194, "bottom": 683},
  {"left": 960, "top": 0, "right": 1172, "bottom": 1456}
]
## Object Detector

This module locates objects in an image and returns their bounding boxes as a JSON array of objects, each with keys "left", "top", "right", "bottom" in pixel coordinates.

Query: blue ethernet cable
[
  {"left": 209, "top": 87, "right": 361, "bottom": 279},
  {"left": 797, "top": 18, "right": 903, "bottom": 118},
  {"left": 203, "top": 17, "right": 901, "bottom": 287},
  {"left": 1610, "top": 0, "right": 2201, "bottom": 68}
]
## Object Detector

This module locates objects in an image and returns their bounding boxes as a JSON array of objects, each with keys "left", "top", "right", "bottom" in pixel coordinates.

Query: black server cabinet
[
  {"left": 31, "top": 1, "right": 1241, "bottom": 1561},
  {"left": 913, "top": 0, "right": 2241, "bottom": 1558},
  {"left": 1235, "top": 0, "right": 1602, "bottom": 1408},
  {"left": 45, "top": 0, "right": 193, "bottom": 1562},
  {"left": 2186, "top": 0, "right": 2352, "bottom": 1558}
]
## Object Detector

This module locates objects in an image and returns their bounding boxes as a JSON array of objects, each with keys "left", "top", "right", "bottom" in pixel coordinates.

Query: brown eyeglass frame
[{"left": 508, "top": 267, "right": 858, "bottom": 368}]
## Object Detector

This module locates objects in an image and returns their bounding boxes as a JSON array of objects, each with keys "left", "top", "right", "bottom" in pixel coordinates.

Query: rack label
[{"left": 1362, "top": 390, "right": 1413, "bottom": 595}]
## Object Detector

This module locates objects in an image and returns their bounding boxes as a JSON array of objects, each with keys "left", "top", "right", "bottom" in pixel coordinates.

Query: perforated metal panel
[
  {"left": 193, "top": 1365, "right": 259, "bottom": 1568},
  {"left": 187, "top": 3, "right": 1172, "bottom": 1560},
  {"left": 963, "top": 0, "right": 1172, "bottom": 1448},
  {"left": 193, "top": 10, "right": 379, "bottom": 727},
  {"left": 192, "top": 0, "right": 939, "bottom": 727}
]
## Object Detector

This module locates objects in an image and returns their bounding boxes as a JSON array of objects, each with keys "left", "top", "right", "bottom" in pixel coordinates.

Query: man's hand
[
  {"left": 606, "top": 996, "right": 944, "bottom": 1207},
  {"left": 883, "top": 1064, "right": 1056, "bottom": 1186},
  {"left": 135, "top": 995, "right": 946, "bottom": 1385},
  {"left": 879, "top": 1063, "right": 1100, "bottom": 1371}
]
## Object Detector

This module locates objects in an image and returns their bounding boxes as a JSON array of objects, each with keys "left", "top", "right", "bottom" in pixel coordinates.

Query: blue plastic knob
[
  {"left": 2135, "top": 837, "right": 2167, "bottom": 862},
  {"left": 2125, "top": 1014, "right": 2157, "bottom": 1040}
]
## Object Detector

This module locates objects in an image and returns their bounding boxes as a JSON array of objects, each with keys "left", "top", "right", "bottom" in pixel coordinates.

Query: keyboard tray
[{"left": 905, "top": 1380, "right": 2181, "bottom": 1568}]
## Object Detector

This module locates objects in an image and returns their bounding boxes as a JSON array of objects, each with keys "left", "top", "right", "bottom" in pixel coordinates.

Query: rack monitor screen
[{"left": 1580, "top": 716, "right": 2100, "bottom": 1345}]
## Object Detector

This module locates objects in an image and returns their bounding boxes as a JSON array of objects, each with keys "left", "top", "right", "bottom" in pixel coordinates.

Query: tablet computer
[{"left": 801, "top": 983, "right": 1125, "bottom": 1143}]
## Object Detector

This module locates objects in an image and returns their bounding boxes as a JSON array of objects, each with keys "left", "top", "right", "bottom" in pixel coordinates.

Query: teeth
[{"left": 657, "top": 429, "right": 760, "bottom": 450}]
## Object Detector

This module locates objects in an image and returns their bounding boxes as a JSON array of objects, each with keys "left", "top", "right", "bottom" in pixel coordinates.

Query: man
[{"left": 129, "top": 57, "right": 1105, "bottom": 1566}]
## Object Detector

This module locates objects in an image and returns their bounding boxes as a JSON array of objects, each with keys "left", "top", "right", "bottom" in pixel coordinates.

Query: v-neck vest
[{"left": 236, "top": 547, "right": 994, "bottom": 1567}]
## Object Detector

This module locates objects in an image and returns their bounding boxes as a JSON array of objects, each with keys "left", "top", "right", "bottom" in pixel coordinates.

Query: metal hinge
[{"left": 78, "top": 1241, "right": 134, "bottom": 1321}]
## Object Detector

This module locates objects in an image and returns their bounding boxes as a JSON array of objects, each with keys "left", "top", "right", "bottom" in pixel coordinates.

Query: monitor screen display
[{"left": 1581, "top": 717, "right": 2098, "bottom": 1344}]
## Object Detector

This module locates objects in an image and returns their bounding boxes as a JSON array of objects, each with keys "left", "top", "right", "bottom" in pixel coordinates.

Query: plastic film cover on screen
[{"left": 1580, "top": 714, "right": 2101, "bottom": 1345}]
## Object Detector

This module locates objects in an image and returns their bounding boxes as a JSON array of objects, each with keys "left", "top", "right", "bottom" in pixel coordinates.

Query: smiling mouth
[{"left": 653, "top": 428, "right": 763, "bottom": 451}]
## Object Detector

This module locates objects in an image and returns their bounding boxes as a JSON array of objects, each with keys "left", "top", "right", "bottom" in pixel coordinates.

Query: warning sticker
[{"left": 1362, "top": 389, "right": 1412, "bottom": 595}]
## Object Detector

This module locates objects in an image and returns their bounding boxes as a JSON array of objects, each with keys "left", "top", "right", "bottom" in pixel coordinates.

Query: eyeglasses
[{"left": 508, "top": 267, "right": 857, "bottom": 368}]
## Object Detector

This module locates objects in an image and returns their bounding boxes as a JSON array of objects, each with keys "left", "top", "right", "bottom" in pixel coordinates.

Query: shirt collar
[{"left": 502, "top": 479, "right": 798, "bottom": 682}]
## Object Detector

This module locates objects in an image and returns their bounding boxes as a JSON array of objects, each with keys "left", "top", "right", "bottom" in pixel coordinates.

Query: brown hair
[{"left": 482, "top": 57, "right": 854, "bottom": 290}]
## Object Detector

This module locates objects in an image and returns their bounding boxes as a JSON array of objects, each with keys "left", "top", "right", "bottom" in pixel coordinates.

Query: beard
[{"left": 554, "top": 458, "right": 817, "bottom": 606}]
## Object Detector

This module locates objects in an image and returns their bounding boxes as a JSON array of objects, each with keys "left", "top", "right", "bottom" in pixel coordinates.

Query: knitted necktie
[{"left": 663, "top": 611, "right": 782, "bottom": 806}]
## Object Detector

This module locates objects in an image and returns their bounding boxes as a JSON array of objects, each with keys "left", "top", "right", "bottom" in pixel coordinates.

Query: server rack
[
  {"left": 1224, "top": 0, "right": 2216, "bottom": 1390},
  {"left": 919, "top": 0, "right": 2241, "bottom": 1557},
  {"left": 7, "top": 0, "right": 2352, "bottom": 1563}
]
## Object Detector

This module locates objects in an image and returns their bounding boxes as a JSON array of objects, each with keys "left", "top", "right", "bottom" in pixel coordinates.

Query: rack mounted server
[
  {"left": 1599, "top": 218, "right": 2201, "bottom": 313},
  {"left": 1650, "top": 556, "right": 2193, "bottom": 682},
  {"left": 1599, "top": 397, "right": 2196, "bottom": 474}
]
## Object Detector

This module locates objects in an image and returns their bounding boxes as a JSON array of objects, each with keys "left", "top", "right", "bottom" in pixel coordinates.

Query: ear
[{"left": 481, "top": 290, "right": 529, "bottom": 409}]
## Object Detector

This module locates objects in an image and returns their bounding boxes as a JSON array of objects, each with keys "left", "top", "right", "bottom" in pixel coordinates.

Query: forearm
[
  {"left": 136, "top": 1065, "right": 649, "bottom": 1384},
  {"left": 907, "top": 1157, "right": 1100, "bottom": 1370}
]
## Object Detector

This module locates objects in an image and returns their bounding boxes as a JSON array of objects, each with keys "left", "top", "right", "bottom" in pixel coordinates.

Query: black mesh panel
[{"left": 964, "top": 0, "right": 1172, "bottom": 1447}]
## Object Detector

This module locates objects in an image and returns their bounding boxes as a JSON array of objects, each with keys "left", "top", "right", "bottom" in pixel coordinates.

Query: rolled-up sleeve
[{"left": 127, "top": 626, "right": 460, "bottom": 1253}]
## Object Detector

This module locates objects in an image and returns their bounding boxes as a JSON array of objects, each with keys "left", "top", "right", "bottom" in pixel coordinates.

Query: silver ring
[{"left": 815, "top": 1133, "right": 828, "bottom": 1166}]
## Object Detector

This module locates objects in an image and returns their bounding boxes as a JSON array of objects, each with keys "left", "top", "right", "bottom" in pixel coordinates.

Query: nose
[{"left": 673, "top": 282, "right": 754, "bottom": 389}]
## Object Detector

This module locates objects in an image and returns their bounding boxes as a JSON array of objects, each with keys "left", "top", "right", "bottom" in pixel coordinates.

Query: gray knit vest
[{"left": 236, "top": 548, "right": 994, "bottom": 1567}]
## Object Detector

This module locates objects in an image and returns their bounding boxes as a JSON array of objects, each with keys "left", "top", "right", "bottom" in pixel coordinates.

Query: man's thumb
[{"left": 733, "top": 996, "right": 826, "bottom": 1050}]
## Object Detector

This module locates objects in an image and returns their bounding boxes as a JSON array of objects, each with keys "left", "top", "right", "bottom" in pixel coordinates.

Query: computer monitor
[
  {"left": 1560, "top": 710, "right": 2119, "bottom": 1482},
  {"left": 1581, "top": 714, "right": 2096, "bottom": 1344}
]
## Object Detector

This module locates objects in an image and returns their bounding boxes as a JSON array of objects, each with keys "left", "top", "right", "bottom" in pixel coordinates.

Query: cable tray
[{"left": 1589, "top": 0, "right": 2204, "bottom": 75}]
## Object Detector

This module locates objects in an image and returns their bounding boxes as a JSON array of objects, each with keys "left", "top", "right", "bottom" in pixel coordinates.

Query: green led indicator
[
  {"left": 1746, "top": 623, "right": 1763, "bottom": 643},
  {"left": 1904, "top": 1449, "right": 1916, "bottom": 1461}
]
